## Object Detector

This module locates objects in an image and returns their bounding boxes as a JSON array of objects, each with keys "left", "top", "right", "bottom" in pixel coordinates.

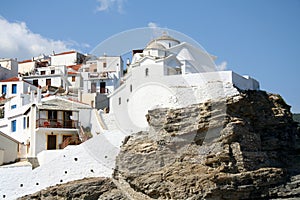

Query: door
[
  {"left": 100, "top": 82, "right": 106, "bottom": 93},
  {"left": 46, "top": 78, "right": 51, "bottom": 86},
  {"left": 64, "top": 111, "right": 73, "bottom": 128},
  {"left": 48, "top": 110, "right": 57, "bottom": 127},
  {"left": 91, "top": 82, "right": 96, "bottom": 93},
  {"left": 47, "top": 135, "right": 57, "bottom": 150}
]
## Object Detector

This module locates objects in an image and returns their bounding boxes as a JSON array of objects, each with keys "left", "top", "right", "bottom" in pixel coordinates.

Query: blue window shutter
[
  {"left": 11, "top": 120, "right": 16, "bottom": 132},
  {"left": 23, "top": 117, "right": 26, "bottom": 129},
  {"left": 12, "top": 84, "right": 17, "bottom": 94},
  {"left": 11, "top": 105, "right": 17, "bottom": 109},
  {"left": 2, "top": 85, "right": 7, "bottom": 94}
]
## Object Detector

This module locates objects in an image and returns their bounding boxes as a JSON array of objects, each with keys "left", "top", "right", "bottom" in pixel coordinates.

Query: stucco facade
[{"left": 0, "top": 131, "right": 19, "bottom": 165}]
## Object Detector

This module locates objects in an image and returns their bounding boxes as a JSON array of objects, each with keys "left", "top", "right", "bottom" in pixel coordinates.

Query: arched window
[{"left": 145, "top": 68, "right": 149, "bottom": 76}]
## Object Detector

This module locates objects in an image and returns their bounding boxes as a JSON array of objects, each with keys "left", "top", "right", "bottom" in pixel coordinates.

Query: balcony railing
[
  {"left": 36, "top": 118, "right": 79, "bottom": 129},
  {"left": 88, "top": 72, "right": 112, "bottom": 79}
]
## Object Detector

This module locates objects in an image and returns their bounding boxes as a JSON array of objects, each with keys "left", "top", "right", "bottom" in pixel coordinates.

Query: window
[
  {"left": 23, "top": 117, "right": 26, "bottom": 129},
  {"left": 11, "top": 104, "right": 16, "bottom": 109},
  {"left": 41, "top": 71, "right": 46, "bottom": 75},
  {"left": 27, "top": 116, "right": 30, "bottom": 128},
  {"left": 130, "top": 84, "right": 132, "bottom": 92},
  {"left": 145, "top": 68, "right": 149, "bottom": 76},
  {"left": 72, "top": 76, "right": 76, "bottom": 82},
  {"left": 103, "top": 62, "right": 107, "bottom": 68},
  {"left": 11, "top": 120, "right": 16, "bottom": 132},
  {"left": 119, "top": 97, "right": 121, "bottom": 105},
  {"left": 93, "top": 69, "right": 97, "bottom": 72},
  {"left": 12, "top": 84, "right": 17, "bottom": 94},
  {"left": 51, "top": 70, "right": 55, "bottom": 74},
  {"left": 33, "top": 79, "right": 38, "bottom": 87},
  {"left": 1, "top": 85, "right": 7, "bottom": 94}
]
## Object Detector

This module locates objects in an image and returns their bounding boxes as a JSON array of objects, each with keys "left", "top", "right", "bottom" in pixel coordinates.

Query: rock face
[
  {"left": 114, "top": 90, "right": 300, "bottom": 199},
  {"left": 18, "top": 177, "right": 128, "bottom": 200},
  {"left": 20, "top": 91, "right": 300, "bottom": 199}
]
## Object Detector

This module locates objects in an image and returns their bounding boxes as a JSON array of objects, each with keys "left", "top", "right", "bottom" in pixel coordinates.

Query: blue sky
[{"left": 0, "top": 0, "right": 299, "bottom": 112}]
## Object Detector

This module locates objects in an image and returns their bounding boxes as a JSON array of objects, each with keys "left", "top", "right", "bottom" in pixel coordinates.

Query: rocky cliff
[{"left": 20, "top": 90, "right": 300, "bottom": 200}]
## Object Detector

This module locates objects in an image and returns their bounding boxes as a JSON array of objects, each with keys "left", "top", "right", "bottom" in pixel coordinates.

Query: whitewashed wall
[
  {"left": 0, "top": 134, "right": 18, "bottom": 164},
  {"left": 0, "top": 130, "right": 125, "bottom": 200},
  {"left": 51, "top": 53, "right": 77, "bottom": 66}
]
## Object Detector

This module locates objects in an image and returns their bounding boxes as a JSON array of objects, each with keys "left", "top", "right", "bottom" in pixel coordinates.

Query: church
[{"left": 108, "top": 33, "right": 259, "bottom": 133}]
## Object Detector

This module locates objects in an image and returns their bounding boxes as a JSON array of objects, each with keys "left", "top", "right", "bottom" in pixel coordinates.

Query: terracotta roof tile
[
  {"left": 67, "top": 64, "right": 82, "bottom": 71},
  {"left": 0, "top": 77, "right": 20, "bottom": 82},
  {"left": 53, "top": 51, "right": 77, "bottom": 56},
  {"left": 68, "top": 72, "right": 78, "bottom": 75},
  {"left": 18, "top": 59, "right": 33, "bottom": 64}
]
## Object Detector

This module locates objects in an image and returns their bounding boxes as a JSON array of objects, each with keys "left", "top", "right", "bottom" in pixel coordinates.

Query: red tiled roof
[
  {"left": 0, "top": 77, "right": 38, "bottom": 88},
  {"left": 19, "top": 59, "right": 33, "bottom": 64},
  {"left": 68, "top": 72, "right": 78, "bottom": 75},
  {"left": 0, "top": 77, "right": 20, "bottom": 82},
  {"left": 53, "top": 51, "right": 77, "bottom": 56},
  {"left": 67, "top": 64, "right": 82, "bottom": 71}
]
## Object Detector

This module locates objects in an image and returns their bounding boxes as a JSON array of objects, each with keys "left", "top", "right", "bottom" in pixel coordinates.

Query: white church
[{"left": 108, "top": 34, "right": 259, "bottom": 133}]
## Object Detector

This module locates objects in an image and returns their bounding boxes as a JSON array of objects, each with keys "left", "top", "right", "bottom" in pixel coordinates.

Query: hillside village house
[
  {"left": 79, "top": 55, "right": 123, "bottom": 109},
  {"left": 28, "top": 96, "right": 92, "bottom": 157},
  {"left": 22, "top": 65, "right": 71, "bottom": 91},
  {"left": 18, "top": 54, "right": 50, "bottom": 75},
  {"left": 0, "top": 92, "right": 92, "bottom": 158},
  {"left": 0, "top": 58, "right": 18, "bottom": 80},
  {"left": 50, "top": 51, "right": 86, "bottom": 66},
  {"left": 0, "top": 76, "right": 38, "bottom": 98},
  {"left": 18, "top": 51, "right": 87, "bottom": 95},
  {"left": 67, "top": 64, "right": 83, "bottom": 92}
]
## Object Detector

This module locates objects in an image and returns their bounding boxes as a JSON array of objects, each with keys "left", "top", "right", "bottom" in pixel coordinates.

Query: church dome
[
  {"left": 145, "top": 42, "right": 166, "bottom": 50},
  {"left": 146, "top": 33, "right": 180, "bottom": 49}
]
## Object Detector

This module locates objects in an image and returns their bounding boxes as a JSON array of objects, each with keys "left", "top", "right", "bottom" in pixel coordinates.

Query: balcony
[
  {"left": 36, "top": 118, "right": 79, "bottom": 129},
  {"left": 88, "top": 72, "right": 112, "bottom": 79}
]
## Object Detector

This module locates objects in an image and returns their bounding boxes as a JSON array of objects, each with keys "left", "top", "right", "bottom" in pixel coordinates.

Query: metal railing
[{"left": 36, "top": 118, "right": 79, "bottom": 129}]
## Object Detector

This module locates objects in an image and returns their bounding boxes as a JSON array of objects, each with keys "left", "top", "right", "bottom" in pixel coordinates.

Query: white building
[
  {"left": 28, "top": 96, "right": 93, "bottom": 157},
  {"left": 108, "top": 34, "right": 260, "bottom": 133},
  {"left": 80, "top": 56, "right": 123, "bottom": 109},
  {"left": 0, "top": 77, "right": 38, "bottom": 98},
  {"left": 0, "top": 58, "right": 18, "bottom": 81},
  {"left": 67, "top": 64, "right": 83, "bottom": 92},
  {"left": 22, "top": 65, "right": 70, "bottom": 90},
  {"left": 0, "top": 92, "right": 93, "bottom": 158},
  {"left": 50, "top": 51, "right": 86, "bottom": 66},
  {"left": 18, "top": 54, "right": 50, "bottom": 75}
]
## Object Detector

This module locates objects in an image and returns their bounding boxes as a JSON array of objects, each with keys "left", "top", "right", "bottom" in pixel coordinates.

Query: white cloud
[
  {"left": 96, "top": 0, "right": 125, "bottom": 13},
  {"left": 148, "top": 22, "right": 158, "bottom": 29},
  {"left": 216, "top": 61, "right": 227, "bottom": 71},
  {"left": 0, "top": 17, "right": 70, "bottom": 60}
]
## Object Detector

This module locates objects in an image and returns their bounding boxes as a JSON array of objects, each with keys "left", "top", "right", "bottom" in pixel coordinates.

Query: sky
[{"left": 0, "top": 0, "right": 299, "bottom": 112}]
